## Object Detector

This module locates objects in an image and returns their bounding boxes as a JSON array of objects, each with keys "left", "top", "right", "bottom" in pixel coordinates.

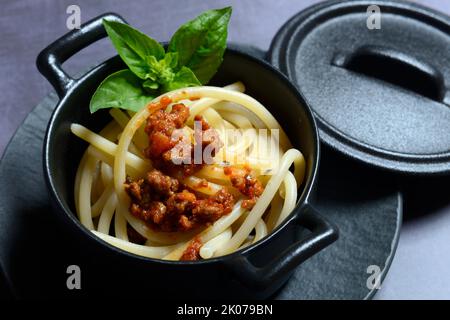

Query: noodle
[
  {"left": 265, "top": 193, "right": 283, "bottom": 232},
  {"left": 199, "top": 228, "right": 232, "bottom": 259},
  {"left": 91, "top": 182, "right": 114, "bottom": 218},
  {"left": 78, "top": 156, "right": 97, "bottom": 230},
  {"left": 253, "top": 219, "right": 268, "bottom": 244},
  {"left": 97, "top": 192, "right": 117, "bottom": 234},
  {"left": 92, "top": 230, "right": 175, "bottom": 259},
  {"left": 275, "top": 171, "right": 297, "bottom": 228}
]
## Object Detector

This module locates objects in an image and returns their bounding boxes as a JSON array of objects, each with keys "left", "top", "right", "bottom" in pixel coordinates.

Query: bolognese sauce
[
  {"left": 125, "top": 168, "right": 235, "bottom": 232},
  {"left": 180, "top": 237, "right": 203, "bottom": 261},
  {"left": 144, "top": 102, "right": 222, "bottom": 177},
  {"left": 224, "top": 166, "right": 264, "bottom": 210},
  {"left": 124, "top": 99, "right": 234, "bottom": 259}
]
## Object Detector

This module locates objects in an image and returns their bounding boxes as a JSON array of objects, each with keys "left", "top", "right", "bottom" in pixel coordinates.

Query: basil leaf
[
  {"left": 164, "top": 66, "right": 201, "bottom": 92},
  {"left": 143, "top": 79, "right": 160, "bottom": 90},
  {"left": 168, "top": 7, "right": 232, "bottom": 84},
  {"left": 90, "top": 69, "right": 154, "bottom": 113},
  {"left": 145, "top": 52, "right": 178, "bottom": 85},
  {"left": 103, "top": 19, "right": 165, "bottom": 79},
  {"left": 163, "top": 51, "right": 179, "bottom": 69}
]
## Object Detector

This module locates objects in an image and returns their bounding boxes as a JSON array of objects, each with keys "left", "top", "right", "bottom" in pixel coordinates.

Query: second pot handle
[
  {"left": 224, "top": 204, "right": 339, "bottom": 290},
  {"left": 36, "top": 13, "right": 126, "bottom": 97}
]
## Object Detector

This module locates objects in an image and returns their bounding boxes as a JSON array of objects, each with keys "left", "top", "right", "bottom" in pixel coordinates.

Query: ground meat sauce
[
  {"left": 224, "top": 166, "right": 264, "bottom": 210},
  {"left": 144, "top": 101, "right": 222, "bottom": 177},
  {"left": 180, "top": 237, "right": 203, "bottom": 261},
  {"left": 125, "top": 169, "right": 235, "bottom": 232},
  {"left": 125, "top": 99, "right": 233, "bottom": 234}
]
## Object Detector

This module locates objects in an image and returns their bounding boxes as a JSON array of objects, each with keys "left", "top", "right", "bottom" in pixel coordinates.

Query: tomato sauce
[
  {"left": 224, "top": 166, "right": 264, "bottom": 210},
  {"left": 180, "top": 237, "right": 203, "bottom": 261},
  {"left": 125, "top": 99, "right": 235, "bottom": 232}
]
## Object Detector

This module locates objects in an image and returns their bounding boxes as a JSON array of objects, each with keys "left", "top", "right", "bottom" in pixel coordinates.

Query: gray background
[{"left": 1, "top": 0, "right": 449, "bottom": 299}]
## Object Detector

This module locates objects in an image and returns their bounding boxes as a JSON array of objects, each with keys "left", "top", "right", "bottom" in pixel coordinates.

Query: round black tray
[{"left": 0, "top": 91, "right": 402, "bottom": 299}]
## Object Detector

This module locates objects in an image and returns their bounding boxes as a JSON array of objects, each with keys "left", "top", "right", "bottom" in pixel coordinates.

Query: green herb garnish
[{"left": 90, "top": 7, "right": 232, "bottom": 113}]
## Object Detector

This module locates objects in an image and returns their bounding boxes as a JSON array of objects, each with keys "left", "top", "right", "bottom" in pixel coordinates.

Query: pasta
[{"left": 71, "top": 82, "right": 305, "bottom": 261}]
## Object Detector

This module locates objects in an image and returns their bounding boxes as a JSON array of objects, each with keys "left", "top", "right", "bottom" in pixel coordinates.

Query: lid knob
[{"left": 332, "top": 45, "right": 449, "bottom": 106}]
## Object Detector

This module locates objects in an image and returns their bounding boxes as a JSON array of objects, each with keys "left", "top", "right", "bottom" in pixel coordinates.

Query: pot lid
[{"left": 269, "top": 0, "right": 450, "bottom": 175}]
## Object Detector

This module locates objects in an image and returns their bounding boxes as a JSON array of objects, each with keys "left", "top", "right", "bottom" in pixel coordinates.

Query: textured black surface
[
  {"left": 0, "top": 0, "right": 447, "bottom": 301},
  {"left": 278, "top": 145, "right": 402, "bottom": 300},
  {"left": 270, "top": 0, "right": 450, "bottom": 175},
  {"left": 0, "top": 92, "right": 401, "bottom": 299}
]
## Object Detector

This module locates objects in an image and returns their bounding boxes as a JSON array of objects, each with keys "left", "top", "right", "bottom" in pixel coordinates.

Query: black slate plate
[
  {"left": 0, "top": 90, "right": 402, "bottom": 299},
  {"left": 277, "top": 145, "right": 402, "bottom": 299}
]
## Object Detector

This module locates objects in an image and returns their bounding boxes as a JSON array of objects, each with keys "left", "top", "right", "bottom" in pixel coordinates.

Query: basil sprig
[{"left": 90, "top": 7, "right": 232, "bottom": 113}]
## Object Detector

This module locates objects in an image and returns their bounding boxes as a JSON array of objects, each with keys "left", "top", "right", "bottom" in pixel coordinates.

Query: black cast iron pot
[{"left": 37, "top": 13, "right": 338, "bottom": 299}]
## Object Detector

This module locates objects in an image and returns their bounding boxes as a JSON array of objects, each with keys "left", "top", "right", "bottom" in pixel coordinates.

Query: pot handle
[
  {"left": 36, "top": 13, "right": 127, "bottom": 97},
  {"left": 224, "top": 204, "right": 338, "bottom": 290}
]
